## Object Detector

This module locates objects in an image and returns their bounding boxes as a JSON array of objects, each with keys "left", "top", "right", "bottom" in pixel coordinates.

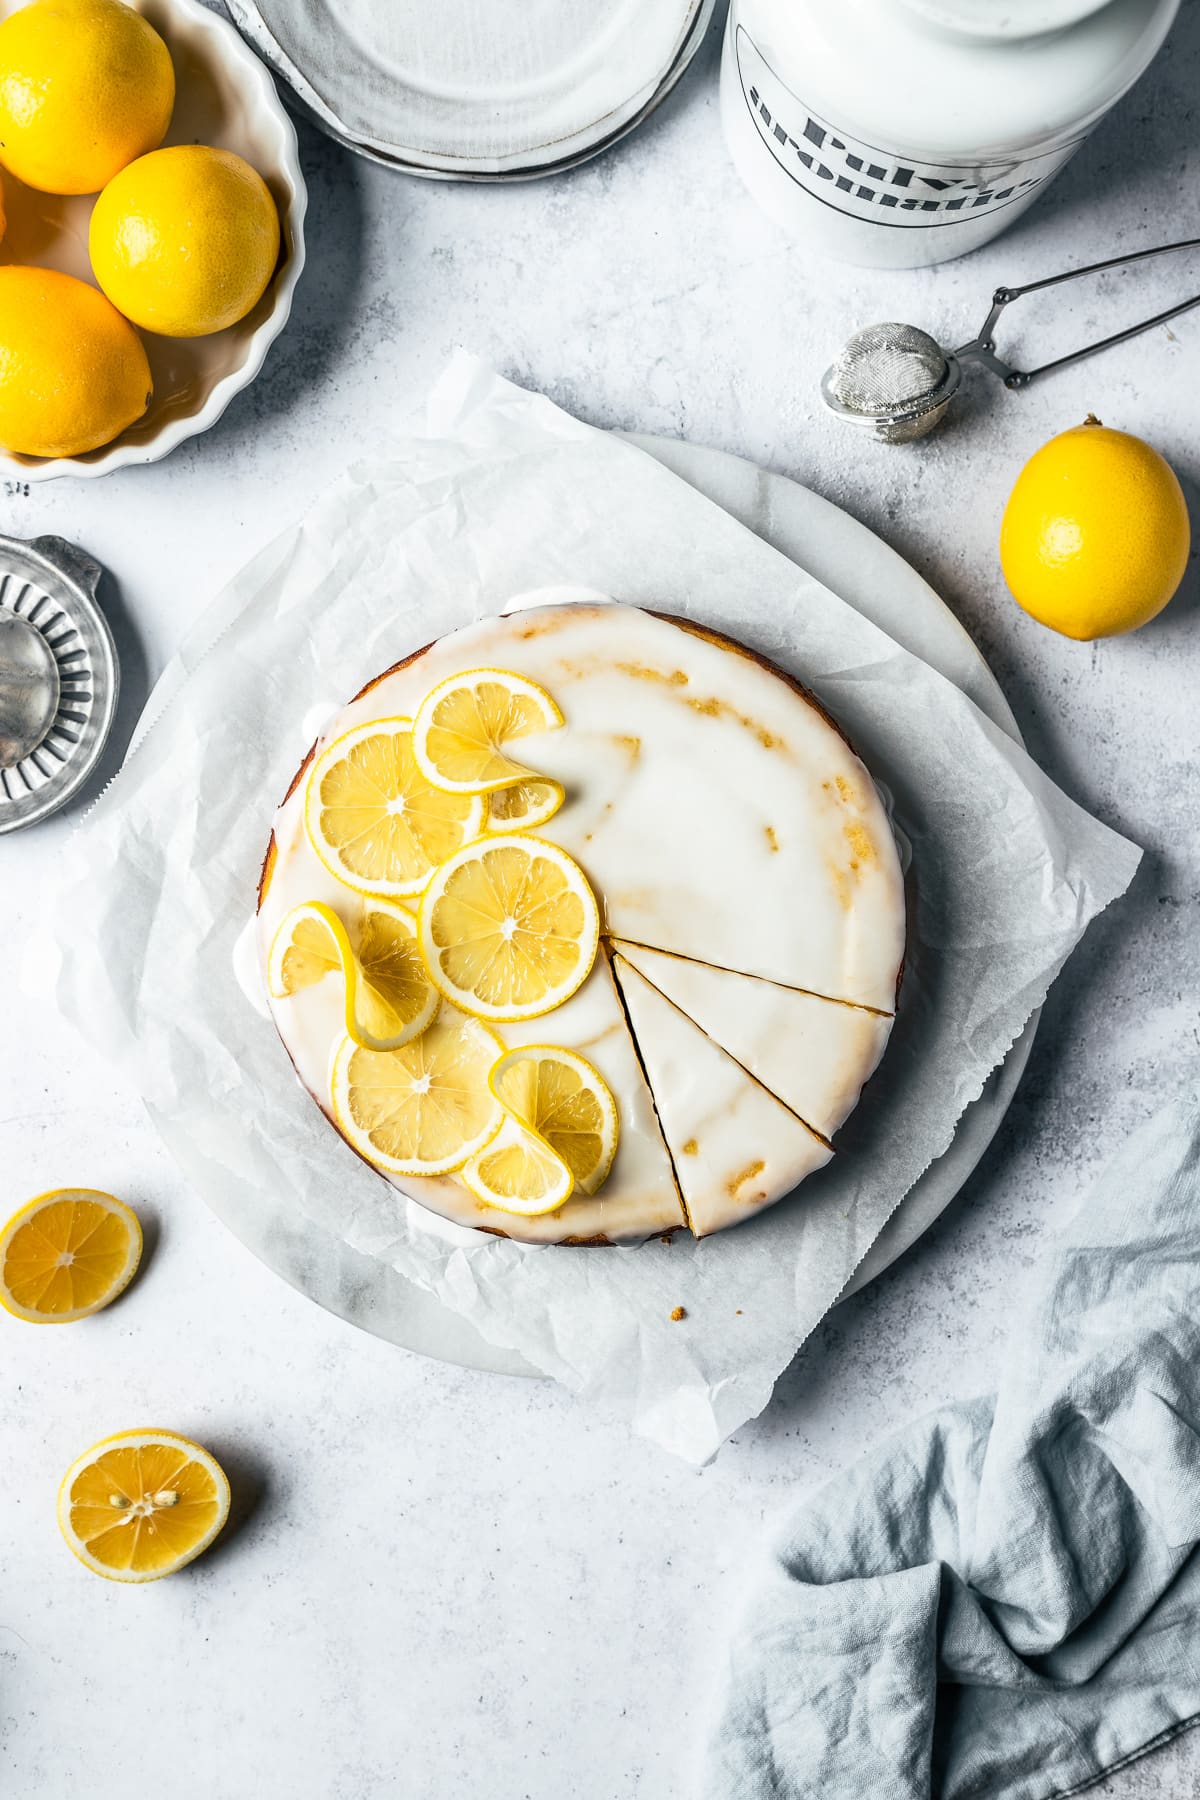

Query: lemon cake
[{"left": 257, "top": 598, "right": 905, "bottom": 1244}]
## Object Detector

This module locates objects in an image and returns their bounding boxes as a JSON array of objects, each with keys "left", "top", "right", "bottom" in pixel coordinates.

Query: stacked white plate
[{"left": 225, "top": 0, "right": 715, "bottom": 179}]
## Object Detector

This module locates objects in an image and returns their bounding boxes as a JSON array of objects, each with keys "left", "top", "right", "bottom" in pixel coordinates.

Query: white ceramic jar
[{"left": 720, "top": 0, "right": 1180, "bottom": 268}]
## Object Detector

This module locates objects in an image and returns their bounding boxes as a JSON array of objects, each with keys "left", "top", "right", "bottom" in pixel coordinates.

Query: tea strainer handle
[{"left": 954, "top": 236, "right": 1200, "bottom": 390}]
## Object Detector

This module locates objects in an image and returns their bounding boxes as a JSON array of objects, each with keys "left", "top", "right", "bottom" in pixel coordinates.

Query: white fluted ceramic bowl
[{"left": 0, "top": 0, "right": 306, "bottom": 481}]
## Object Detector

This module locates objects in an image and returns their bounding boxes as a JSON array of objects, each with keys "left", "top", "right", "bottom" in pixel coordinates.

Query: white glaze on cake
[
  {"left": 611, "top": 957, "right": 834, "bottom": 1237},
  {"left": 257, "top": 599, "right": 904, "bottom": 1244},
  {"left": 611, "top": 939, "right": 892, "bottom": 1141}
]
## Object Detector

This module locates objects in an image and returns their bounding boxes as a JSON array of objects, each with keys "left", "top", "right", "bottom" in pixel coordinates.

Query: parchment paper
[{"left": 55, "top": 354, "right": 1141, "bottom": 1463}]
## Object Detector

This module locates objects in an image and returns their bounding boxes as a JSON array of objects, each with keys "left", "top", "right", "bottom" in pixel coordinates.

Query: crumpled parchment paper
[{"left": 55, "top": 354, "right": 1141, "bottom": 1463}]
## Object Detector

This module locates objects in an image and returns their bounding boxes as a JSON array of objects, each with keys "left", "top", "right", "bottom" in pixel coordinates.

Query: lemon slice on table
[
  {"left": 486, "top": 777, "right": 565, "bottom": 832},
  {"left": 0, "top": 1189, "right": 142, "bottom": 1324},
  {"left": 268, "top": 899, "right": 438, "bottom": 1052},
  {"left": 305, "top": 718, "right": 485, "bottom": 899},
  {"left": 462, "top": 1115, "right": 574, "bottom": 1216},
  {"left": 489, "top": 1046, "right": 618, "bottom": 1196},
  {"left": 331, "top": 1010, "right": 504, "bottom": 1177},
  {"left": 412, "top": 669, "right": 564, "bottom": 794},
  {"left": 417, "top": 833, "right": 600, "bottom": 1023},
  {"left": 58, "top": 1431, "right": 230, "bottom": 1584}
]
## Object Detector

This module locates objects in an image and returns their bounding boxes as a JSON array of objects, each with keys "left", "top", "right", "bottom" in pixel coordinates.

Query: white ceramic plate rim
[
  {"left": 1, "top": 0, "right": 308, "bottom": 484},
  {"left": 225, "top": 0, "right": 715, "bottom": 179}
]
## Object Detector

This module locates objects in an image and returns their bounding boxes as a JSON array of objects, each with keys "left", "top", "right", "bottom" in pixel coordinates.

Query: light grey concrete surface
[{"left": 3, "top": 6, "right": 1200, "bottom": 1795}]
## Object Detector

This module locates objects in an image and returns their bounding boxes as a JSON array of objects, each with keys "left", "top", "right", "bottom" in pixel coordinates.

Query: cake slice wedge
[
  {"left": 612, "top": 940, "right": 892, "bottom": 1142},
  {"left": 612, "top": 956, "right": 833, "bottom": 1237}
]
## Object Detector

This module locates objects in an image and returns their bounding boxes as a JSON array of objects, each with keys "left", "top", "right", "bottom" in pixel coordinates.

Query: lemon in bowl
[
  {"left": 0, "top": 0, "right": 174, "bottom": 195},
  {"left": 0, "top": 265, "right": 151, "bottom": 456},
  {"left": 1000, "top": 417, "right": 1191, "bottom": 640},
  {"left": 90, "top": 143, "right": 281, "bottom": 338}
]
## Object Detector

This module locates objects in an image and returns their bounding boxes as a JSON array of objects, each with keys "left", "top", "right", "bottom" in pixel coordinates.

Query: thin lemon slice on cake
[
  {"left": 462, "top": 1114, "right": 574, "bottom": 1216},
  {"left": 417, "top": 832, "right": 600, "bottom": 1023},
  {"left": 0, "top": 1189, "right": 142, "bottom": 1324},
  {"left": 486, "top": 777, "right": 565, "bottom": 832},
  {"left": 412, "top": 668, "right": 564, "bottom": 793},
  {"left": 331, "top": 1009, "right": 504, "bottom": 1176},
  {"left": 489, "top": 1045, "right": 618, "bottom": 1196},
  {"left": 58, "top": 1431, "right": 230, "bottom": 1583},
  {"left": 305, "top": 718, "right": 485, "bottom": 898},
  {"left": 268, "top": 899, "right": 438, "bottom": 1052}
]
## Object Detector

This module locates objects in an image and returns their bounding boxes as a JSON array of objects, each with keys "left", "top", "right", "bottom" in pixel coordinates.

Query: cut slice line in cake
[
  {"left": 611, "top": 955, "right": 834, "bottom": 1238},
  {"left": 611, "top": 939, "right": 893, "bottom": 1143}
]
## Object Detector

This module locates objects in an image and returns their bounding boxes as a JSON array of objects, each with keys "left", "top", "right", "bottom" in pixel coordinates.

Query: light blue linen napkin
[{"left": 705, "top": 1100, "right": 1200, "bottom": 1799}]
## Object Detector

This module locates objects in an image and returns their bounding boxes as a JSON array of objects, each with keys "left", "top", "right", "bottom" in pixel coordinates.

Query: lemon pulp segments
[
  {"left": 58, "top": 1431, "right": 230, "bottom": 1582},
  {"left": 412, "top": 669, "right": 564, "bottom": 793},
  {"left": 268, "top": 899, "right": 437, "bottom": 1052},
  {"left": 0, "top": 1189, "right": 141, "bottom": 1323},
  {"left": 489, "top": 1046, "right": 618, "bottom": 1196},
  {"left": 331, "top": 1011, "right": 504, "bottom": 1176},
  {"left": 305, "top": 719, "right": 485, "bottom": 898},
  {"left": 486, "top": 777, "right": 565, "bottom": 832},
  {"left": 461, "top": 1115, "right": 574, "bottom": 1216},
  {"left": 417, "top": 833, "right": 600, "bottom": 1023}
]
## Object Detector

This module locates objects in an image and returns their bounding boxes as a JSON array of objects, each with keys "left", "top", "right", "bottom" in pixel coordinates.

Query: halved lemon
[
  {"left": 486, "top": 777, "right": 565, "bottom": 832},
  {"left": 412, "top": 669, "right": 563, "bottom": 794},
  {"left": 489, "top": 1045, "right": 619, "bottom": 1196},
  {"left": 268, "top": 899, "right": 438, "bottom": 1052},
  {"left": 58, "top": 1430, "right": 230, "bottom": 1583},
  {"left": 461, "top": 1115, "right": 574, "bottom": 1216},
  {"left": 330, "top": 1009, "right": 504, "bottom": 1176},
  {"left": 417, "top": 833, "right": 600, "bottom": 1023},
  {"left": 305, "top": 718, "right": 485, "bottom": 898},
  {"left": 0, "top": 1189, "right": 142, "bottom": 1324}
]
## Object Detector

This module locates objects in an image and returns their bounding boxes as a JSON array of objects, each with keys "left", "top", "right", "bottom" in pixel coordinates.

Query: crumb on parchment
[{"left": 670, "top": 1306, "right": 686, "bottom": 1322}]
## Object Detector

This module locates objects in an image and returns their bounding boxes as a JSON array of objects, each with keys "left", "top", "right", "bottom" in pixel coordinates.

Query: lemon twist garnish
[
  {"left": 487, "top": 1045, "right": 618, "bottom": 1197},
  {"left": 412, "top": 669, "right": 564, "bottom": 795},
  {"left": 268, "top": 899, "right": 437, "bottom": 1053}
]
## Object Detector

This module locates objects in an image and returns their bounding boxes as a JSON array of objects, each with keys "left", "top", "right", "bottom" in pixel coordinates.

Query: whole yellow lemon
[
  {"left": 0, "top": 265, "right": 152, "bottom": 457},
  {"left": 0, "top": 0, "right": 174, "bottom": 196},
  {"left": 90, "top": 144, "right": 281, "bottom": 338},
  {"left": 1000, "top": 417, "right": 1190, "bottom": 640}
]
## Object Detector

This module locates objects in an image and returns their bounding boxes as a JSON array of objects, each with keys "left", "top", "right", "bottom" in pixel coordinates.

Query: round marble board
[{"left": 209, "top": 435, "right": 1034, "bottom": 1378}]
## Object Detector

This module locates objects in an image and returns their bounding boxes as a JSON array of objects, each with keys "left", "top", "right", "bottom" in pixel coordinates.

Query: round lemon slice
[
  {"left": 461, "top": 1115, "right": 574, "bottom": 1217},
  {"left": 268, "top": 899, "right": 438, "bottom": 1053},
  {"left": 486, "top": 777, "right": 565, "bottom": 832},
  {"left": 330, "top": 1009, "right": 504, "bottom": 1177},
  {"left": 305, "top": 718, "right": 485, "bottom": 898},
  {"left": 417, "top": 832, "right": 600, "bottom": 1023},
  {"left": 489, "top": 1045, "right": 619, "bottom": 1196},
  {"left": 58, "top": 1431, "right": 230, "bottom": 1583},
  {"left": 412, "top": 668, "right": 564, "bottom": 794},
  {"left": 0, "top": 1189, "right": 142, "bottom": 1324}
]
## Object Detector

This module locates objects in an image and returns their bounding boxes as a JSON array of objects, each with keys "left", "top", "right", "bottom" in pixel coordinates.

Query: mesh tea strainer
[{"left": 822, "top": 238, "right": 1200, "bottom": 444}]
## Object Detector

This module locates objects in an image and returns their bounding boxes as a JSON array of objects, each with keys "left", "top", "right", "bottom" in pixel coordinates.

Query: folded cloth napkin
[{"left": 705, "top": 1099, "right": 1200, "bottom": 1800}]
